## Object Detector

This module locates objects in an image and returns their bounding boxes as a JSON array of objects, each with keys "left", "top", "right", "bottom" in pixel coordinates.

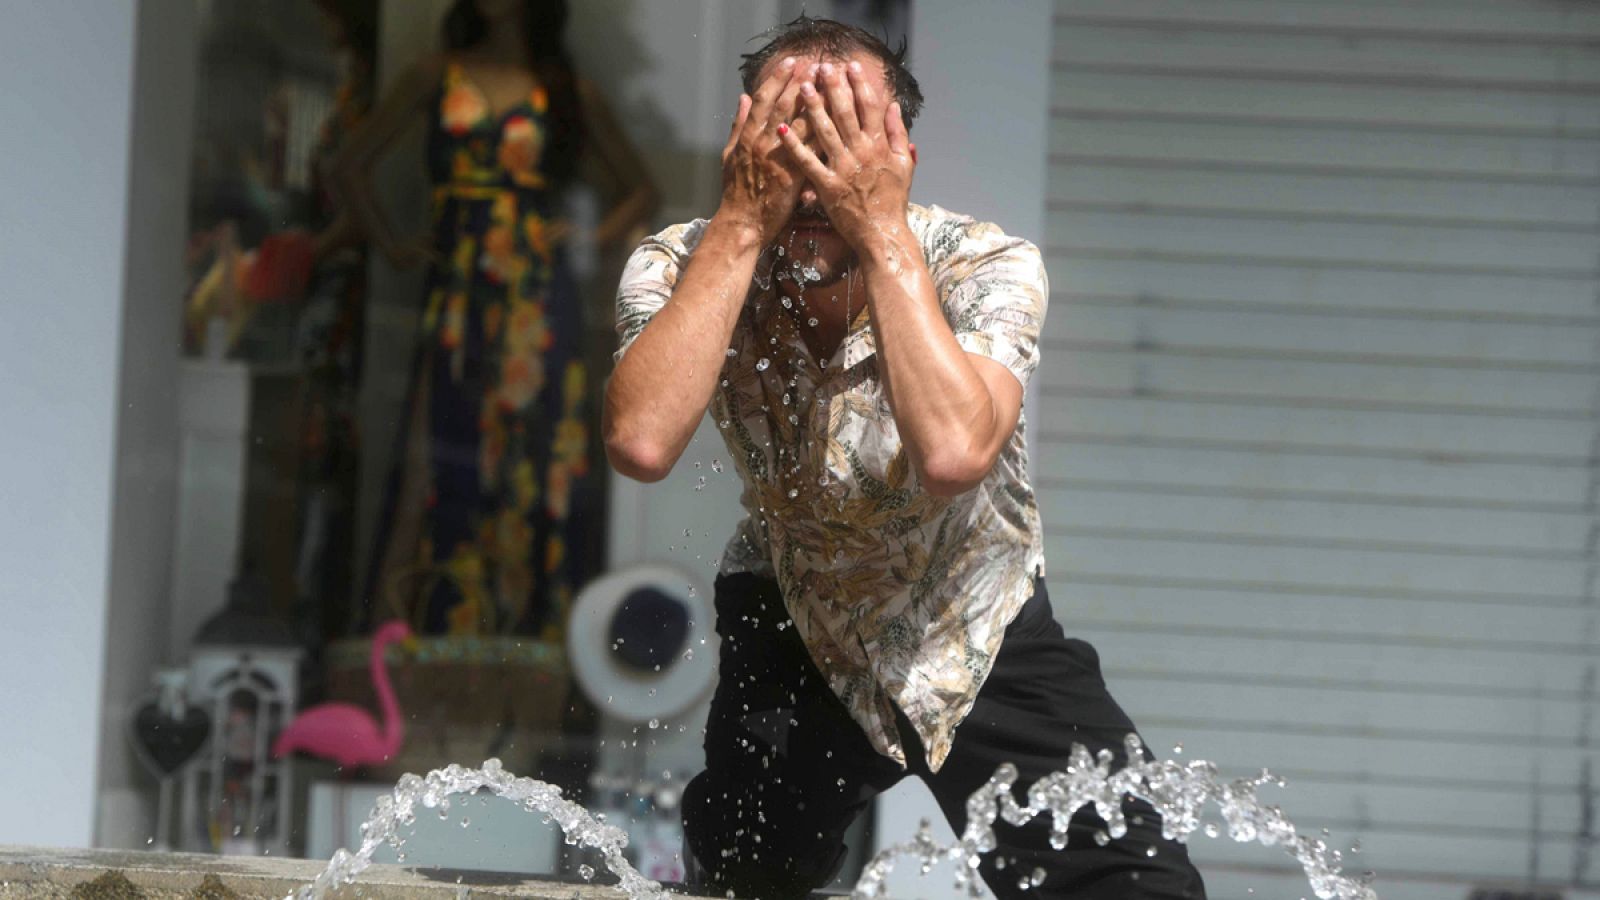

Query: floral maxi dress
[{"left": 367, "top": 62, "right": 592, "bottom": 639}]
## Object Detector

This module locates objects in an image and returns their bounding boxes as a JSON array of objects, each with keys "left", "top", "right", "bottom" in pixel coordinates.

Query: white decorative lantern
[{"left": 180, "top": 573, "right": 303, "bottom": 857}]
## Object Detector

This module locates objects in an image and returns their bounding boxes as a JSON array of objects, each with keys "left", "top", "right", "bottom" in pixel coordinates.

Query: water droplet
[
  {"left": 756, "top": 357, "right": 771, "bottom": 372},
  {"left": 648, "top": 718, "right": 659, "bottom": 729},
  {"left": 460, "top": 817, "right": 471, "bottom": 828},
  {"left": 578, "top": 864, "right": 595, "bottom": 881},
  {"left": 726, "top": 348, "right": 738, "bottom": 357},
  {"left": 1030, "top": 868, "right": 1046, "bottom": 887},
  {"left": 808, "top": 317, "right": 819, "bottom": 327},
  {"left": 1094, "top": 830, "right": 1110, "bottom": 846},
  {"left": 711, "top": 459, "right": 724, "bottom": 473},
  {"left": 1145, "top": 845, "right": 1157, "bottom": 858},
  {"left": 1172, "top": 743, "right": 1184, "bottom": 755},
  {"left": 788, "top": 488, "right": 799, "bottom": 499}
]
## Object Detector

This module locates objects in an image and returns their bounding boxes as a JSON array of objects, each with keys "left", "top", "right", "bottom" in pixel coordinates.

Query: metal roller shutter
[{"left": 1042, "top": 1, "right": 1600, "bottom": 897}]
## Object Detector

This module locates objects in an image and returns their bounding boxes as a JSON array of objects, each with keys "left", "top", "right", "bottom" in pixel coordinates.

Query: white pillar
[{"left": 0, "top": 0, "right": 138, "bottom": 849}]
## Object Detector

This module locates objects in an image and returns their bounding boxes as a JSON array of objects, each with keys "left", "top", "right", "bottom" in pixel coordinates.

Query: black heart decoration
[{"left": 130, "top": 701, "right": 211, "bottom": 776}]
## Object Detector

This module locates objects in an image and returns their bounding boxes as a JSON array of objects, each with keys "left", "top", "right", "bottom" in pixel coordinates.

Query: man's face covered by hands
[{"left": 757, "top": 51, "right": 897, "bottom": 289}]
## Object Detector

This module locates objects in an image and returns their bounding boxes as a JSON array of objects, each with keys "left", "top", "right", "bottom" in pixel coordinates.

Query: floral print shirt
[{"left": 614, "top": 203, "right": 1049, "bottom": 772}]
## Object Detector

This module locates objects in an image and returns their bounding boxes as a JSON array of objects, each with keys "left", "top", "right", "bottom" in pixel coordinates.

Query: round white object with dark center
[{"left": 566, "top": 563, "right": 716, "bottom": 724}]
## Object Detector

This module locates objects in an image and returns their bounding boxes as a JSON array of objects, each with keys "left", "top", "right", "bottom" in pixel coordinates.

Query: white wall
[
  {"left": 0, "top": 2, "right": 142, "bottom": 849},
  {"left": 907, "top": 3, "right": 1051, "bottom": 245}
]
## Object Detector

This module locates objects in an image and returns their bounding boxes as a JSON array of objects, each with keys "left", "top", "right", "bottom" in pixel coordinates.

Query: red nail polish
[{"left": 777, "top": 123, "right": 789, "bottom": 136}]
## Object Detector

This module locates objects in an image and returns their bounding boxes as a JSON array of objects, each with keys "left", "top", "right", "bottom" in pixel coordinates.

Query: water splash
[
  {"left": 290, "top": 737, "right": 1375, "bottom": 900},
  {"left": 849, "top": 734, "right": 1377, "bottom": 900},
  {"left": 287, "top": 758, "right": 669, "bottom": 900}
]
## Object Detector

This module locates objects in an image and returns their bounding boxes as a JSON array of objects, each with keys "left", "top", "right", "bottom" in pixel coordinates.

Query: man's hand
[
  {"left": 778, "top": 60, "right": 915, "bottom": 251},
  {"left": 604, "top": 59, "right": 815, "bottom": 484},
  {"left": 717, "top": 57, "right": 811, "bottom": 245}
]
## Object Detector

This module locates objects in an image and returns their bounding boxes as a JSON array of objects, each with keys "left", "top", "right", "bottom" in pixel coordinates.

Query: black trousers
[{"left": 681, "top": 571, "right": 1207, "bottom": 900}]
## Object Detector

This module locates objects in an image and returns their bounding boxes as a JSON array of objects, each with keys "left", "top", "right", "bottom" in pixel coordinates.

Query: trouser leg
[
  {"left": 682, "top": 573, "right": 903, "bottom": 900},
  {"left": 914, "top": 579, "right": 1208, "bottom": 900}
]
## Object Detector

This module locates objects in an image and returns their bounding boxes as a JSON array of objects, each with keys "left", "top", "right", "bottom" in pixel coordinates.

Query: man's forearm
[
  {"left": 604, "top": 216, "right": 764, "bottom": 481},
  {"left": 858, "top": 223, "right": 1001, "bottom": 495}
]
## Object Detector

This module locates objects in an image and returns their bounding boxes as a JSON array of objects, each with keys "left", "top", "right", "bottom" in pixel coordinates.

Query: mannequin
[{"left": 335, "top": 0, "right": 659, "bottom": 638}]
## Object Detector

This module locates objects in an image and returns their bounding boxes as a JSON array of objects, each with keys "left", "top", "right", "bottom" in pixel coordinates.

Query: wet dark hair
[
  {"left": 739, "top": 15, "right": 923, "bottom": 129},
  {"left": 443, "top": 0, "right": 584, "bottom": 184}
]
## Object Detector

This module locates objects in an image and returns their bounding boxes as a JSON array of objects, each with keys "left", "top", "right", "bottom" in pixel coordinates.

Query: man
[{"left": 604, "top": 17, "right": 1207, "bottom": 900}]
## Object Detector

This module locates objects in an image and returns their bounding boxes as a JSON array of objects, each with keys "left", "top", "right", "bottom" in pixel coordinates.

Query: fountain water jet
[
  {"left": 293, "top": 734, "right": 1379, "bottom": 900},
  {"left": 850, "top": 733, "right": 1378, "bottom": 900},
  {"left": 287, "top": 758, "right": 671, "bottom": 900}
]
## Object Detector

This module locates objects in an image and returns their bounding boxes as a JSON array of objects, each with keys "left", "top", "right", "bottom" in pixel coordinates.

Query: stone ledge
[{"left": 0, "top": 846, "right": 642, "bottom": 899}]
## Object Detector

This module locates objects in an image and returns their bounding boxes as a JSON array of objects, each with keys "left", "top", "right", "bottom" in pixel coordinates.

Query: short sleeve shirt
[{"left": 614, "top": 203, "right": 1049, "bottom": 773}]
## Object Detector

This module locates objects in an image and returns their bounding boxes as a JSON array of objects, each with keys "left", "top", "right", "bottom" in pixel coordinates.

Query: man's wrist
[
  {"left": 854, "top": 215, "right": 919, "bottom": 272},
  {"left": 706, "top": 208, "right": 767, "bottom": 255}
]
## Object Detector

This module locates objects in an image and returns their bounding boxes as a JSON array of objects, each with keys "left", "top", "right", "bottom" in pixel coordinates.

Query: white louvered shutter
[{"left": 1041, "top": 2, "right": 1600, "bottom": 897}]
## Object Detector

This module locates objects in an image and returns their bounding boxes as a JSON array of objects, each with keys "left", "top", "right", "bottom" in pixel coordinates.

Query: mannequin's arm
[
  {"left": 331, "top": 56, "right": 445, "bottom": 269},
  {"left": 576, "top": 78, "right": 661, "bottom": 248}
]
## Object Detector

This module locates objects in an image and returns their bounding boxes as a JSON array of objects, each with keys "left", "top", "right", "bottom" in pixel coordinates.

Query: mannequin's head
[
  {"left": 442, "top": 0, "right": 582, "bottom": 182},
  {"left": 473, "top": 0, "right": 523, "bottom": 22},
  {"left": 312, "top": 0, "right": 378, "bottom": 76},
  {"left": 444, "top": 0, "right": 568, "bottom": 56}
]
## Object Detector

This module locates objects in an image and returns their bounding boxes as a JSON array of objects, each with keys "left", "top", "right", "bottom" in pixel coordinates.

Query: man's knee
[{"left": 682, "top": 770, "right": 850, "bottom": 900}]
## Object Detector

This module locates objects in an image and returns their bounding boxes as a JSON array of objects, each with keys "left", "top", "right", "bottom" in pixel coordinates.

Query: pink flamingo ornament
[{"left": 272, "top": 620, "right": 418, "bottom": 770}]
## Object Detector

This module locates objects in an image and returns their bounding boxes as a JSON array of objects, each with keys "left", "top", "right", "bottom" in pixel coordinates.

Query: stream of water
[{"left": 290, "top": 737, "right": 1377, "bottom": 900}]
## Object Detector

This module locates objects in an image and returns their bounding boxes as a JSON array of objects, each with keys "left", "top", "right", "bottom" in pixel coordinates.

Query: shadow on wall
[{"left": 569, "top": 0, "right": 714, "bottom": 218}]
